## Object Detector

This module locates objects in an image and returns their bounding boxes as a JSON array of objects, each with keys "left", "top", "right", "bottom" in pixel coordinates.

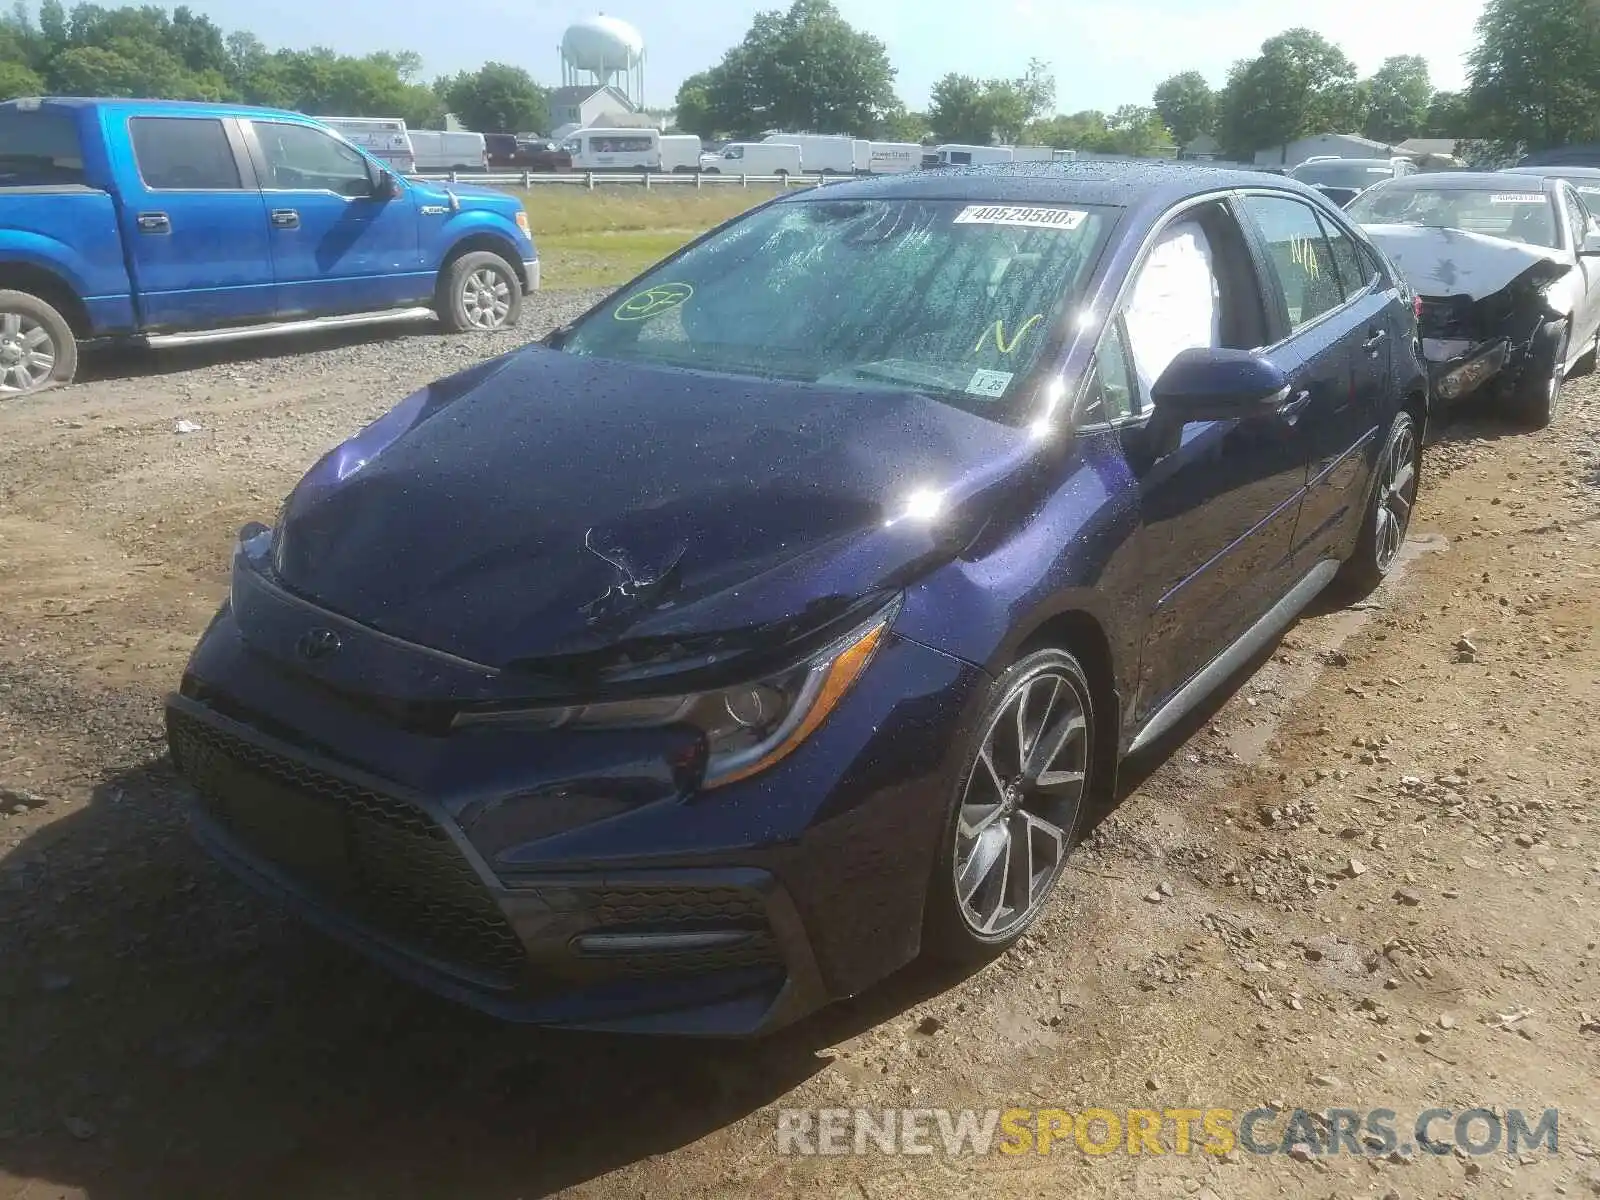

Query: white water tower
[{"left": 560, "top": 14, "right": 646, "bottom": 105}]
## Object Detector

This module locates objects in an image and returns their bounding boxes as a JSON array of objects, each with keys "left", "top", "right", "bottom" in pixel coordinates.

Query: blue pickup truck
[{"left": 0, "top": 96, "right": 539, "bottom": 398}]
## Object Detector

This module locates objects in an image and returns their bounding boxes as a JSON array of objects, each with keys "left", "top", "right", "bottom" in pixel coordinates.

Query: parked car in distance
[
  {"left": 700, "top": 141, "right": 801, "bottom": 175},
  {"left": 1507, "top": 164, "right": 1600, "bottom": 217},
  {"left": 1348, "top": 171, "right": 1600, "bottom": 426},
  {"left": 409, "top": 129, "right": 488, "bottom": 174},
  {"left": 0, "top": 97, "right": 538, "bottom": 398},
  {"left": 658, "top": 133, "right": 703, "bottom": 174},
  {"left": 925, "top": 143, "right": 1016, "bottom": 168},
  {"left": 167, "top": 163, "right": 1427, "bottom": 1036},
  {"left": 1289, "top": 156, "right": 1417, "bottom": 208},
  {"left": 314, "top": 114, "right": 417, "bottom": 174}
]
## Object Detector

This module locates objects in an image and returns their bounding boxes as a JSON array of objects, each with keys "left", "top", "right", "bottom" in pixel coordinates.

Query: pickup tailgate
[{"left": 0, "top": 186, "right": 136, "bottom": 334}]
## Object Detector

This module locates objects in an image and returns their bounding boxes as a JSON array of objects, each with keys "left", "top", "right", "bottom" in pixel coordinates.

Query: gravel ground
[{"left": 1, "top": 311, "right": 1599, "bottom": 1200}]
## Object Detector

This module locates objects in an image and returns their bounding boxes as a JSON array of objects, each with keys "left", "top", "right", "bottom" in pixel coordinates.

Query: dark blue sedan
[{"left": 166, "top": 162, "right": 1428, "bottom": 1036}]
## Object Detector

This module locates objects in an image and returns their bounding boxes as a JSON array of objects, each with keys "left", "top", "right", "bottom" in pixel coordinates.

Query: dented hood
[
  {"left": 1360, "top": 223, "right": 1571, "bottom": 300},
  {"left": 268, "top": 347, "right": 1028, "bottom": 670}
]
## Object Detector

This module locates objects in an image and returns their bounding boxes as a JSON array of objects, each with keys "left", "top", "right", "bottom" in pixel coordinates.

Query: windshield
[
  {"left": 1348, "top": 185, "right": 1559, "bottom": 247},
  {"left": 560, "top": 198, "right": 1114, "bottom": 421},
  {"left": 1291, "top": 160, "right": 1395, "bottom": 189}
]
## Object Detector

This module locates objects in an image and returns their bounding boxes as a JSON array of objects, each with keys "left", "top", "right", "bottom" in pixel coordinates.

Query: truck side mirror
[{"left": 372, "top": 167, "right": 397, "bottom": 199}]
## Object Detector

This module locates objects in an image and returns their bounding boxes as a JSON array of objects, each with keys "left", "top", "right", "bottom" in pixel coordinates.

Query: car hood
[
  {"left": 269, "top": 348, "right": 1032, "bottom": 671},
  {"left": 1360, "top": 223, "right": 1571, "bottom": 301}
]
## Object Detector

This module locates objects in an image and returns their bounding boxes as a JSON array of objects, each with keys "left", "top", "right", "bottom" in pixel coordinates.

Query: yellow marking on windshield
[
  {"left": 973, "top": 314, "right": 1044, "bottom": 356},
  {"left": 614, "top": 282, "right": 694, "bottom": 321}
]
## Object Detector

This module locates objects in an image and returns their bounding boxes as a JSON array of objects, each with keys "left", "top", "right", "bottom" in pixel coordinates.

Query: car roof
[
  {"left": 1366, "top": 171, "right": 1556, "bottom": 194},
  {"left": 2, "top": 95, "right": 321, "bottom": 121},
  {"left": 775, "top": 159, "right": 1325, "bottom": 212}
]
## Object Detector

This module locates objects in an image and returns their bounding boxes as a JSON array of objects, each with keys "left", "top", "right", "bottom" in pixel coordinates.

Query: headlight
[{"left": 452, "top": 601, "right": 898, "bottom": 788}]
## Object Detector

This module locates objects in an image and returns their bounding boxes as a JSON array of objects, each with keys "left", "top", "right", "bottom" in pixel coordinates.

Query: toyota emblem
[{"left": 296, "top": 627, "right": 341, "bottom": 661}]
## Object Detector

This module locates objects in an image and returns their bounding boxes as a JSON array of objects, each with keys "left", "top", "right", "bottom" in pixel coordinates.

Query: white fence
[{"left": 410, "top": 171, "right": 851, "bottom": 190}]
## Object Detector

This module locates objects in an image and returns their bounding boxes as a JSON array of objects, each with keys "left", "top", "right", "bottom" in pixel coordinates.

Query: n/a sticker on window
[
  {"left": 967, "top": 368, "right": 1013, "bottom": 398},
  {"left": 1489, "top": 193, "right": 1546, "bottom": 204},
  {"left": 953, "top": 205, "right": 1088, "bottom": 231}
]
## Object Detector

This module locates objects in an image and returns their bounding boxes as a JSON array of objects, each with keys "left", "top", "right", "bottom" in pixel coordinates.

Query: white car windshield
[
  {"left": 562, "top": 198, "right": 1115, "bottom": 421},
  {"left": 1291, "top": 161, "right": 1395, "bottom": 189},
  {"left": 1349, "top": 186, "right": 1559, "bottom": 248}
]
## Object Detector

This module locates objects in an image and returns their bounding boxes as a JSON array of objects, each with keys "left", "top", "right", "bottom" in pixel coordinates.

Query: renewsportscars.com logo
[{"left": 776, "top": 1106, "right": 1561, "bottom": 1158}]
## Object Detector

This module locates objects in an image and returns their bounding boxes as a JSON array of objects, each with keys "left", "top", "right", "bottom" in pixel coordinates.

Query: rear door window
[
  {"left": 129, "top": 117, "right": 243, "bottom": 190},
  {"left": 0, "top": 108, "right": 87, "bottom": 186},
  {"left": 1241, "top": 194, "right": 1346, "bottom": 331}
]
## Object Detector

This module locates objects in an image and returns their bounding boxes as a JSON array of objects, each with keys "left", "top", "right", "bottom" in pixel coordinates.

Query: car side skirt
[{"left": 1127, "top": 558, "right": 1340, "bottom": 756}]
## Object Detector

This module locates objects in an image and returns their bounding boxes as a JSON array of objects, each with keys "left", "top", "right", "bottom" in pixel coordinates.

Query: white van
[
  {"left": 313, "top": 116, "right": 417, "bottom": 174},
  {"left": 658, "top": 133, "right": 703, "bottom": 173},
  {"left": 762, "top": 133, "right": 854, "bottom": 174},
  {"left": 926, "top": 143, "right": 1015, "bottom": 168},
  {"left": 1011, "top": 145, "right": 1055, "bottom": 163},
  {"left": 702, "top": 142, "right": 802, "bottom": 176},
  {"left": 562, "top": 127, "right": 661, "bottom": 171},
  {"left": 408, "top": 129, "right": 487, "bottom": 173},
  {"left": 862, "top": 141, "right": 922, "bottom": 174}
]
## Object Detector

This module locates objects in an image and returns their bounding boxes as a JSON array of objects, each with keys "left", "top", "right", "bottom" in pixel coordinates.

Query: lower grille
[
  {"left": 168, "top": 708, "right": 526, "bottom": 987},
  {"left": 578, "top": 884, "right": 781, "bottom": 977}
]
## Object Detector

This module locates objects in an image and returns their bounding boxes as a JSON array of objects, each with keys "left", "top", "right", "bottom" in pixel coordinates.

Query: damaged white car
[{"left": 1346, "top": 172, "right": 1600, "bottom": 427}]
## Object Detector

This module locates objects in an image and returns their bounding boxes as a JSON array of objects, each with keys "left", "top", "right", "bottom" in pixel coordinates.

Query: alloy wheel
[
  {"left": 461, "top": 268, "right": 512, "bottom": 330},
  {"left": 1374, "top": 420, "right": 1417, "bottom": 572},
  {"left": 953, "top": 667, "right": 1088, "bottom": 938},
  {"left": 0, "top": 310, "right": 56, "bottom": 395}
]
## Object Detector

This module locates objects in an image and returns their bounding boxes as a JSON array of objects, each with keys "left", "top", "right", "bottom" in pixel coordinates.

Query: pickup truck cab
[{"left": 0, "top": 96, "right": 539, "bottom": 398}]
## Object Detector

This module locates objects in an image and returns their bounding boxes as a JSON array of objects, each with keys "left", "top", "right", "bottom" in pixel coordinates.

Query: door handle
[
  {"left": 1277, "top": 388, "right": 1313, "bottom": 423},
  {"left": 1363, "top": 328, "right": 1389, "bottom": 351},
  {"left": 136, "top": 211, "right": 170, "bottom": 234},
  {"left": 270, "top": 208, "right": 300, "bottom": 229}
]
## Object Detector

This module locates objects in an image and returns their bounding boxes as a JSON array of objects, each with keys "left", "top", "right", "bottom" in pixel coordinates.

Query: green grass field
[{"left": 516, "top": 185, "right": 787, "bottom": 288}]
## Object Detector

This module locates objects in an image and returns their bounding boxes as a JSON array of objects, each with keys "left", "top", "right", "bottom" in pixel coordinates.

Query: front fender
[{"left": 434, "top": 210, "right": 534, "bottom": 266}]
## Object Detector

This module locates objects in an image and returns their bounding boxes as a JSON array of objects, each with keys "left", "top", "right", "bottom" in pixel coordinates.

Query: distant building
[
  {"left": 1179, "top": 133, "right": 1221, "bottom": 161},
  {"left": 1393, "top": 137, "right": 1465, "bottom": 168},
  {"left": 546, "top": 85, "right": 660, "bottom": 140},
  {"left": 1253, "top": 133, "right": 1397, "bottom": 167}
]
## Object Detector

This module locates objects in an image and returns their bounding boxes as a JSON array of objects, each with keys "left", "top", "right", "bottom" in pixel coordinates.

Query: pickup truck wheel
[
  {"left": 0, "top": 290, "right": 76, "bottom": 399},
  {"left": 438, "top": 252, "right": 522, "bottom": 333}
]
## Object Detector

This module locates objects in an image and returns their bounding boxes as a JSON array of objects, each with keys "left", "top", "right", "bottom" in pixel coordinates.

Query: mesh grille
[
  {"left": 168, "top": 709, "right": 526, "bottom": 987},
  {"left": 580, "top": 884, "right": 780, "bottom": 976}
]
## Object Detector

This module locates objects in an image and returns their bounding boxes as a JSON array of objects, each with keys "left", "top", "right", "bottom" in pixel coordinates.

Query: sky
[{"left": 181, "top": 0, "right": 1487, "bottom": 114}]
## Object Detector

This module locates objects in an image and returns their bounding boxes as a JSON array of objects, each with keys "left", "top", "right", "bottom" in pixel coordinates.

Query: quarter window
[
  {"left": 1242, "top": 195, "right": 1346, "bottom": 332},
  {"left": 129, "top": 117, "right": 242, "bottom": 191},
  {"left": 252, "top": 121, "right": 372, "bottom": 197},
  {"left": 1318, "top": 214, "right": 1370, "bottom": 297}
]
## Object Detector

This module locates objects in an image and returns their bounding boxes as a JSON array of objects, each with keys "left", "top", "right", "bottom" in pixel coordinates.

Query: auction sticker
[
  {"left": 1489, "top": 194, "right": 1546, "bottom": 204},
  {"left": 954, "top": 205, "right": 1088, "bottom": 231},
  {"left": 967, "top": 368, "right": 1013, "bottom": 398}
]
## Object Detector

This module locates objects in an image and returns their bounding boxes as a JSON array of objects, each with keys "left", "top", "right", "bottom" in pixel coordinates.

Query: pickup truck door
[
  {"left": 114, "top": 114, "right": 277, "bottom": 329},
  {"left": 242, "top": 119, "right": 426, "bottom": 318}
]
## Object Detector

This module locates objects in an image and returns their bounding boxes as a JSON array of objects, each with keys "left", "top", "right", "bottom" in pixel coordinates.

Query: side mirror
[
  {"left": 372, "top": 168, "right": 398, "bottom": 199},
  {"left": 1579, "top": 231, "right": 1600, "bottom": 257},
  {"left": 1151, "top": 347, "right": 1291, "bottom": 424}
]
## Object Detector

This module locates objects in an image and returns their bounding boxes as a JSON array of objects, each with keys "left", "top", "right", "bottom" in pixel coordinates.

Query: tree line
[
  {"left": 1, "top": 0, "right": 1596, "bottom": 160},
  {"left": 0, "top": 0, "right": 551, "bottom": 133}
]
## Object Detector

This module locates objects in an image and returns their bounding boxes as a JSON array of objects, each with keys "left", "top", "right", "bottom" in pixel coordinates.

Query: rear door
[
  {"left": 1236, "top": 192, "right": 1380, "bottom": 566},
  {"left": 242, "top": 119, "right": 426, "bottom": 318},
  {"left": 115, "top": 113, "right": 275, "bottom": 330}
]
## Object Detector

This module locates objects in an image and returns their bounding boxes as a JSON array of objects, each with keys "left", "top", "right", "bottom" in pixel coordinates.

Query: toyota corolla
[{"left": 167, "top": 163, "right": 1427, "bottom": 1035}]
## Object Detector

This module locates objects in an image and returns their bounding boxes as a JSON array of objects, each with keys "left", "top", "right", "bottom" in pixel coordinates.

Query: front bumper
[
  {"left": 1425, "top": 337, "right": 1509, "bottom": 402},
  {"left": 165, "top": 602, "right": 985, "bottom": 1035}
]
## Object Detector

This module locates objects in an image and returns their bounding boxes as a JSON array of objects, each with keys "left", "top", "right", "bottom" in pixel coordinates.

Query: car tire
[
  {"left": 922, "top": 648, "right": 1095, "bottom": 966},
  {"left": 436, "top": 251, "right": 523, "bottom": 333},
  {"left": 1333, "top": 408, "right": 1419, "bottom": 599},
  {"left": 0, "top": 289, "right": 77, "bottom": 399},
  {"left": 1507, "top": 318, "right": 1567, "bottom": 429}
]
